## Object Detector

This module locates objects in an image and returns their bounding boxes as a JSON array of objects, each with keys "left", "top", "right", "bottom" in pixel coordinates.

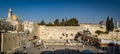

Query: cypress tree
[
  {"left": 106, "top": 16, "right": 110, "bottom": 31},
  {"left": 106, "top": 16, "right": 114, "bottom": 31},
  {"left": 40, "top": 20, "right": 46, "bottom": 25},
  {"left": 110, "top": 17, "right": 114, "bottom": 31},
  {"left": 61, "top": 18, "right": 65, "bottom": 26},
  {"left": 54, "top": 19, "right": 59, "bottom": 26}
]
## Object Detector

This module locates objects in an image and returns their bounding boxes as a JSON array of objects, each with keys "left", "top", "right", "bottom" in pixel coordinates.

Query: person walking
[{"left": 24, "top": 50, "right": 27, "bottom": 54}]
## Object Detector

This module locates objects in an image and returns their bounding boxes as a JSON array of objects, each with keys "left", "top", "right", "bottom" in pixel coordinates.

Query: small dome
[{"left": 12, "top": 14, "right": 18, "bottom": 20}]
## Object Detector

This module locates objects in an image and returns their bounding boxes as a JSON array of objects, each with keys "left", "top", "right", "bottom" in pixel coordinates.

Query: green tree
[
  {"left": 46, "top": 22, "right": 54, "bottom": 26},
  {"left": 110, "top": 17, "right": 114, "bottom": 31},
  {"left": 54, "top": 19, "right": 59, "bottom": 26},
  {"left": 38, "top": 20, "right": 46, "bottom": 25},
  {"left": 67, "top": 18, "right": 79, "bottom": 26},
  {"left": 106, "top": 16, "right": 114, "bottom": 31},
  {"left": 72, "top": 18, "right": 79, "bottom": 26},
  {"left": 106, "top": 16, "right": 110, "bottom": 31},
  {"left": 65, "top": 18, "right": 68, "bottom": 26},
  {"left": 61, "top": 18, "right": 65, "bottom": 26}
]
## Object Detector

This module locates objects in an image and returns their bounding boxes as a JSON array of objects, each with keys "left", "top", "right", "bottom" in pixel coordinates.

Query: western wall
[
  {"left": 38, "top": 24, "right": 106, "bottom": 40},
  {"left": 37, "top": 24, "right": 120, "bottom": 46}
]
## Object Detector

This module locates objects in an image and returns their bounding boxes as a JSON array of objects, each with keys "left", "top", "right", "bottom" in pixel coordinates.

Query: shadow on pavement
[{"left": 40, "top": 48, "right": 106, "bottom": 54}]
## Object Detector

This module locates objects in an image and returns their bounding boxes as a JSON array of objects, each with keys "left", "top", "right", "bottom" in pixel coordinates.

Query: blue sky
[{"left": 0, "top": 0, "right": 120, "bottom": 24}]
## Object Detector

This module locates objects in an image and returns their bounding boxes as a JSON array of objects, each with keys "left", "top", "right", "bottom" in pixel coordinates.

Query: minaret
[
  {"left": 8, "top": 8, "right": 12, "bottom": 18},
  {"left": 116, "top": 20, "right": 119, "bottom": 29}
]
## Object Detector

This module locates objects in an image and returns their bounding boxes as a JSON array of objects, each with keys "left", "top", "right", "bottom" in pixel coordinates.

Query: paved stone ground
[{"left": 16, "top": 44, "right": 106, "bottom": 54}]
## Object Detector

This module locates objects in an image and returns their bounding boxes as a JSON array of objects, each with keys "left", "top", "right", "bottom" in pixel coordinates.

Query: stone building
[
  {"left": 6, "top": 8, "right": 20, "bottom": 33},
  {"left": 0, "top": 8, "right": 35, "bottom": 53},
  {"left": 76, "top": 20, "right": 120, "bottom": 48},
  {"left": 0, "top": 8, "right": 24, "bottom": 33},
  {"left": 0, "top": 18, "right": 13, "bottom": 32},
  {"left": 22, "top": 21, "right": 34, "bottom": 34},
  {"left": 0, "top": 32, "right": 34, "bottom": 53}
]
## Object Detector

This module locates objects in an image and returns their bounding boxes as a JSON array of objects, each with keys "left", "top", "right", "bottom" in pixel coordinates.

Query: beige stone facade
[
  {"left": 22, "top": 21, "right": 34, "bottom": 33},
  {"left": 98, "top": 31, "right": 120, "bottom": 40},
  {"left": 39, "top": 26, "right": 84, "bottom": 40},
  {"left": 38, "top": 24, "right": 106, "bottom": 40},
  {"left": 0, "top": 32, "right": 34, "bottom": 53},
  {"left": 0, "top": 8, "right": 37, "bottom": 53}
]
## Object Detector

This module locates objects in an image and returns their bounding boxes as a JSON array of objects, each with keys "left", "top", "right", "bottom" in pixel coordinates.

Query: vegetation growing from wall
[{"left": 95, "top": 30, "right": 109, "bottom": 35}]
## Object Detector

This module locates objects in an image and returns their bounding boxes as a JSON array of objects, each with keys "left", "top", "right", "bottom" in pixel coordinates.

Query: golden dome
[{"left": 12, "top": 14, "right": 18, "bottom": 20}]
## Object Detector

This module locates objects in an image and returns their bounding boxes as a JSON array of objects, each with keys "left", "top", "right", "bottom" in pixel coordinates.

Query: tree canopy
[
  {"left": 38, "top": 18, "right": 79, "bottom": 26},
  {"left": 106, "top": 16, "right": 114, "bottom": 31},
  {"left": 46, "top": 22, "right": 54, "bottom": 26},
  {"left": 53, "top": 18, "right": 79, "bottom": 26},
  {"left": 54, "top": 19, "right": 60, "bottom": 26},
  {"left": 65, "top": 18, "right": 78, "bottom": 26},
  {"left": 38, "top": 20, "right": 46, "bottom": 25}
]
